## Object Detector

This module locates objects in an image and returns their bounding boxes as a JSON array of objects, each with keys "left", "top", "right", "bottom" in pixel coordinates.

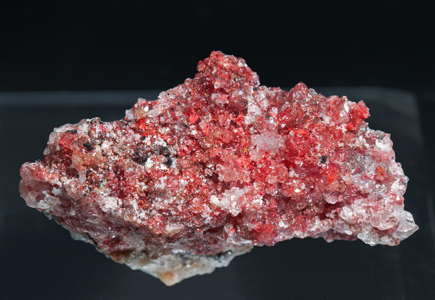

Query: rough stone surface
[{"left": 19, "top": 51, "right": 418, "bottom": 285}]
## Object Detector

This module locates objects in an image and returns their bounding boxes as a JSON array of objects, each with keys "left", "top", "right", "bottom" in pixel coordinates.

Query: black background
[
  {"left": 1, "top": 1, "right": 434, "bottom": 300},
  {"left": 0, "top": 0, "right": 433, "bottom": 92}
]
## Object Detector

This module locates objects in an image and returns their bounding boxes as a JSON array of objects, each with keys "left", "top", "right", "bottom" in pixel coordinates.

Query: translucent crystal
[{"left": 19, "top": 51, "right": 418, "bottom": 286}]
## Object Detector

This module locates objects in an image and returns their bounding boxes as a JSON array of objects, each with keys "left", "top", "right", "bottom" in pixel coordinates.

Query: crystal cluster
[{"left": 19, "top": 51, "right": 418, "bottom": 285}]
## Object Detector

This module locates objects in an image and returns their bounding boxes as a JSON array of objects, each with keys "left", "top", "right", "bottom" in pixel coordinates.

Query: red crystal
[{"left": 19, "top": 51, "right": 418, "bottom": 285}]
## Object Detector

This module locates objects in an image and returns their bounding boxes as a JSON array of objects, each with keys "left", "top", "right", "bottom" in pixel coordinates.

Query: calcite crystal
[{"left": 19, "top": 51, "right": 418, "bottom": 285}]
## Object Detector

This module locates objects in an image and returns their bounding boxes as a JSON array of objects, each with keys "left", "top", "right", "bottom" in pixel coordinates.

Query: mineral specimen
[{"left": 19, "top": 51, "right": 418, "bottom": 286}]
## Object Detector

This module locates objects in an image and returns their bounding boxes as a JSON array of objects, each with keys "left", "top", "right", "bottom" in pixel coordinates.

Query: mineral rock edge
[{"left": 19, "top": 51, "right": 418, "bottom": 285}]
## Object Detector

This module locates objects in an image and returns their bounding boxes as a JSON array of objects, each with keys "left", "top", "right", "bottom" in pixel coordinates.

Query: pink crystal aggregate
[{"left": 19, "top": 51, "right": 418, "bottom": 285}]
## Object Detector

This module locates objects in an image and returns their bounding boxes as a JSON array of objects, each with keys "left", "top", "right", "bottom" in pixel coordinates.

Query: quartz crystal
[{"left": 19, "top": 51, "right": 418, "bottom": 285}]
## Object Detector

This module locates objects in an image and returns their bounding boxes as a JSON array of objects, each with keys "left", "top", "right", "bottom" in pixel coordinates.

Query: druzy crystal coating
[{"left": 19, "top": 51, "right": 418, "bottom": 285}]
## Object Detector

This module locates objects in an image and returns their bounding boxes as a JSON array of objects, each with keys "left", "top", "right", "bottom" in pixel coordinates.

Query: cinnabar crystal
[{"left": 19, "top": 51, "right": 418, "bottom": 285}]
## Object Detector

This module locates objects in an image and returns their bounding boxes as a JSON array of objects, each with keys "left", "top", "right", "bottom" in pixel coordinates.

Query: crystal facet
[{"left": 19, "top": 51, "right": 418, "bottom": 285}]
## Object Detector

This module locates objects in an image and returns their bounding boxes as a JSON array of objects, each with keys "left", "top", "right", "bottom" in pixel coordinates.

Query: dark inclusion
[
  {"left": 164, "top": 157, "right": 173, "bottom": 167},
  {"left": 132, "top": 151, "right": 149, "bottom": 164},
  {"left": 83, "top": 142, "right": 95, "bottom": 151},
  {"left": 321, "top": 156, "right": 328, "bottom": 164},
  {"left": 132, "top": 145, "right": 174, "bottom": 167},
  {"left": 155, "top": 145, "right": 173, "bottom": 167}
]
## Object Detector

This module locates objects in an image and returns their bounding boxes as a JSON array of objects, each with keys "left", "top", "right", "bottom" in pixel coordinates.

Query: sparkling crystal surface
[{"left": 19, "top": 51, "right": 418, "bottom": 285}]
